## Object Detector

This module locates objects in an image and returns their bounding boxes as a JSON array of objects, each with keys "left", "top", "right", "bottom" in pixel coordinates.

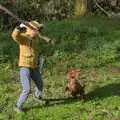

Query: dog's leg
[
  {"left": 80, "top": 94, "right": 84, "bottom": 100},
  {"left": 71, "top": 92, "right": 77, "bottom": 98},
  {"left": 80, "top": 91, "right": 85, "bottom": 100}
]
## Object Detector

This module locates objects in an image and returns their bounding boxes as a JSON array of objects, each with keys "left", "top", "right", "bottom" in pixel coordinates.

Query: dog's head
[{"left": 68, "top": 67, "right": 81, "bottom": 80}]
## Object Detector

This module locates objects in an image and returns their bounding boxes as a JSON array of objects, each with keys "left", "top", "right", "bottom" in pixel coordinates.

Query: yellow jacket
[{"left": 12, "top": 28, "right": 39, "bottom": 68}]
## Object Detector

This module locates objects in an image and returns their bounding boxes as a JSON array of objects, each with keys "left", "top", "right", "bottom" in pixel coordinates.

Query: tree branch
[{"left": 94, "top": 0, "right": 112, "bottom": 18}]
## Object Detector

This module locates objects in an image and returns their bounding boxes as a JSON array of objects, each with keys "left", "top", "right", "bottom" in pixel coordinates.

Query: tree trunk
[{"left": 74, "top": 0, "right": 87, "bottom": 17}]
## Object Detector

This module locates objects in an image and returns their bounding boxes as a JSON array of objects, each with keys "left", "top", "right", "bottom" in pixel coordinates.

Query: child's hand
[{"left": 16, "top": 26, "right": 27, "bottom": 32}]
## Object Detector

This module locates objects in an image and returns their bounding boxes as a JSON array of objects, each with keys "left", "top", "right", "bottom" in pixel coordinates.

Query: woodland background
[{"left": 0, "top": 0, "right": 120, "bottom": 120}]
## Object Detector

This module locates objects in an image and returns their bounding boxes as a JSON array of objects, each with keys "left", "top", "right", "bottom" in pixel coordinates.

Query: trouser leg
[
  {"left": 31, "top": 68, "right": 43, "bottom": 97},
  {"left": 16, "top": 67, "right": 31, "bottom": 108}
]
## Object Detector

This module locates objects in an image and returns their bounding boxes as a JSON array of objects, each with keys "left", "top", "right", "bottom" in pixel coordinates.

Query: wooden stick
[
  {"left": 0, "top": 4, "right": 36, "bottom": 30},
  {"left": 38, "top": 35, "right": 51, "bottom": 43},
  {"left": 0, "top": 4, "right": 53, "bottom": 42}
]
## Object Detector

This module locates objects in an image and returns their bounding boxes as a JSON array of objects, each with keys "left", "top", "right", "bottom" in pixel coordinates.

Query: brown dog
[{"left": 65, "top": 67, "right": 85, "bottom": 100}]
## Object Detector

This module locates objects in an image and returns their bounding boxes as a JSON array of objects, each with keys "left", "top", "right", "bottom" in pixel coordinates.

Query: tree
[
  {"left": 74, "top": 0, "right": 87, "bottom": 17},
  {"left": 89, "top": 0, "right": 120, "bottom": 18}
]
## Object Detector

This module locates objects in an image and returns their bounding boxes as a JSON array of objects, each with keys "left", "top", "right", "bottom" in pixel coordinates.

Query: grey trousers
[{"left": 16, "top": 67, "right": 43, "bottom": 108}]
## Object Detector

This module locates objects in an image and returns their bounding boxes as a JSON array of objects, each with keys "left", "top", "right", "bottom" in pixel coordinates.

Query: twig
[{"left": 94, "top": 0, "right": 112, "bottom": 18}]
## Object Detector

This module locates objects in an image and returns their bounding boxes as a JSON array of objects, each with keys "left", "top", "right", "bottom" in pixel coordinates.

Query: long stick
[
  {"left": 0, "top": 4, "right": 52, "bottom": 42},
  {"left": 0, "top": 4, "right": 23, "bottom": 22},
  {"left": 0, "top": 4, "right": 36, "bottom": 30}
]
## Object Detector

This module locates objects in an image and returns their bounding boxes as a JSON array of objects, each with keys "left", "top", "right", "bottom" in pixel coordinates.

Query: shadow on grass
[
  {"left": 25, "top": 97, "right": 82, "bottom": 112},
  {"left": 86, "top": 83, "right": 120, "bottom": 100},
  {"left": 25, "top": 83, "right": 120, "bottom": 112}
]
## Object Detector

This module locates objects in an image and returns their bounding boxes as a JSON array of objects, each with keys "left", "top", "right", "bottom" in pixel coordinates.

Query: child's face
[{"left": 27, "top": 28, "right": 39, "bottom": 38}]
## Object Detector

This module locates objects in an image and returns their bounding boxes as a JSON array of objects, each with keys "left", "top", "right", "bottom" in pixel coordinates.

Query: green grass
[{"left": 0, "top": 15, "right": 120, "bottom": 120}]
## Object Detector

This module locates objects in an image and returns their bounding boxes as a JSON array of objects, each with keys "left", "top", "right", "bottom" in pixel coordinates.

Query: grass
[{"left": 0, "top": 15, "right": 120, "bottom": 120}]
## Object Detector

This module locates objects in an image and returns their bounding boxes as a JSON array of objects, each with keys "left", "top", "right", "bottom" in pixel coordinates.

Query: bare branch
[{"left": 94, "top": 0, "right": 112, "bottom": 18}]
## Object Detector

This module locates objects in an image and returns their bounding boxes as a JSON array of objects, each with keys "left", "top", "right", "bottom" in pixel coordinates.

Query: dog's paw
[{"left": 80, "top": 95, "right": 85, "bottom": 100}]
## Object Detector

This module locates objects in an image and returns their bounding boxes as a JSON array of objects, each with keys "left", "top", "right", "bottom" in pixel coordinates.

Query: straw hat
[
  {"left": 29, "top": 20, "right": 44, "bottom": 30},
  {"left": 20, "top": 20, "right": 43, "bottom": 31}
]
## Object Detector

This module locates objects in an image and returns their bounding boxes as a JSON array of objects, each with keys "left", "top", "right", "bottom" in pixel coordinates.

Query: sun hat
[{"left": 20, "top": 20, "right": 44, "bottom": 31}]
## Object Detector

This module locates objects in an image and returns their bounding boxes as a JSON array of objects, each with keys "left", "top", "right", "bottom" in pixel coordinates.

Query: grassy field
[{"left": 0, "top": 15, "right": 120, "bottom": 120}]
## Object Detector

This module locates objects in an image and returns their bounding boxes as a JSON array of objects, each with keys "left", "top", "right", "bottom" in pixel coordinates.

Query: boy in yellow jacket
[{"left": 12, "top": 20, "right": 50, "bottom": 113}]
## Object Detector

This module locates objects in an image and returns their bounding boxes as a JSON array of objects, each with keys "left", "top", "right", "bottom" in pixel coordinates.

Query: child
[{"left": 12, "top": 20, "right": 51, "bottom": 113}]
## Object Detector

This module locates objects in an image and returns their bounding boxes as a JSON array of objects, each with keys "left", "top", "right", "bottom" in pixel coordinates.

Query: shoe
[
  {"left": 33, "top": 95, "right": 43, "bottom": 102},
  {"left": 33, "top": 95, "right": 49, "bottom": 104},
  {"left": 14, "top": 106, "right": 24, "bottom": 114}
]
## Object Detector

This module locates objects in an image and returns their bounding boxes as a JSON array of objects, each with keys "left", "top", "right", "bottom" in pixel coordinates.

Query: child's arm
[{"left": 12, "top": 27, "right": 30, "bottom": 44}]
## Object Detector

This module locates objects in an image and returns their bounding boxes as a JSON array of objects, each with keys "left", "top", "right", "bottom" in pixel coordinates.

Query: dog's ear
[{"left": 65, "top": 86, "right": 69, "bottom": 91}]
